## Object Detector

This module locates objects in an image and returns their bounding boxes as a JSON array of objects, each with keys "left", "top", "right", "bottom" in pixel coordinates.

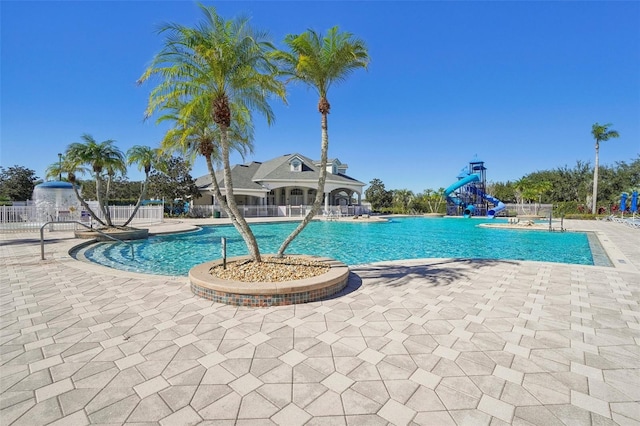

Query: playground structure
[{"left": 445, "top": 157, "right": 505, "bottom": 218}]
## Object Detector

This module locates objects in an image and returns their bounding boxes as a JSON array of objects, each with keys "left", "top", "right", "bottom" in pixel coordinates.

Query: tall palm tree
[
  {"left": 122, "top": 145, "right": 164, "bottom": 227},
  {"left": 138, "top": 4, "right": 285, "bottom": 262},
  {"left": 273, "top": 26, "right": 369, "bottom": 256},
  {"left": 66, "top": 134, "right": 126, "bottom": 227},
  {"left": 591, "top": 123, "right": 620, "bottom": 214}
]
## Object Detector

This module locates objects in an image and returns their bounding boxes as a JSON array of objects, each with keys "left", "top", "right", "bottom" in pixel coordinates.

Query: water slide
[
  {"left": 444, "top": 173, "right": 480, "bottom": 207},
  {"left": 473, "top": 188, "right": 506, "bottom": 218},
  {"left": 444, "top": 173, "right": 505, "bottom": 218}
]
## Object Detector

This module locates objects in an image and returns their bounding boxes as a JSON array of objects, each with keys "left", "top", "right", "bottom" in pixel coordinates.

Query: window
[
  {"left": 290, "top": 188, "right": 303, "bottom": 205},
  {"left": 291, "top": 160, "right": 301, "bottom": 172}
]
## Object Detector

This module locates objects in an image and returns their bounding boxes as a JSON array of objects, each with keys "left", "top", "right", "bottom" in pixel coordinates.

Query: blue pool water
[{"left": 79, "top": 217, "right": 598, "bottom": 276}]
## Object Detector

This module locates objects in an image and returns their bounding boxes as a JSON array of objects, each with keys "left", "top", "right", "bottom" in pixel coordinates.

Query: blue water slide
[
  {"left": 446, "top": 174, "right": 505, "bottom": 218},
  {"left": 466, "top": 186, "right": 505, "bottom": 218},
  {"left": 463, "top": 205, "right": 475, "bottom": 218},
  {"left": 444, "top": 173, "right": 480, "bottom": 206},
  {"left": 475, "top": 189, "right": 506, "bottom": 218}
]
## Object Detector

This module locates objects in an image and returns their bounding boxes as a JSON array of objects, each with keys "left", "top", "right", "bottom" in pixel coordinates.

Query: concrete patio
[{"left": 1, "top": 218, "right": 639, "bottom": 425}]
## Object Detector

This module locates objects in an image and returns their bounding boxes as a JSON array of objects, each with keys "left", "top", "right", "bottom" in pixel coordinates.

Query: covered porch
[{"left": 191, "top": 183, "right": 364, "bottom": 218}]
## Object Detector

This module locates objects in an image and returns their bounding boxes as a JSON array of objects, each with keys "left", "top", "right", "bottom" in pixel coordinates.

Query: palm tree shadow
[
  {"left": 324, "top": 272, "right": 363, "bottom": 300},
  {"left": 347, "top": 258, "right": 519, "bottom": 290}
]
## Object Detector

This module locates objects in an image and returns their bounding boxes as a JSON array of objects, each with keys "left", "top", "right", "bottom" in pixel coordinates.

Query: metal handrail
[{"left": 40, "top": 221, "right": 134, "bottom": 260}]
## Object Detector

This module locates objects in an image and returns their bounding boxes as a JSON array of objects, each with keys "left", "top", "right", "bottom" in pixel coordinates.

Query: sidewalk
[{"left": 1, "top": 219, "right": 638, "bottom": 425}]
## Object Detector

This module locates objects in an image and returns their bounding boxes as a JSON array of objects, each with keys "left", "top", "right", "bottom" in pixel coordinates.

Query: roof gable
[
  {"left": 253, "top": 153, "right": 316, "bottom": 180},
  {"left": 196, "top": 153, "right": 365, "bottom": 191}
]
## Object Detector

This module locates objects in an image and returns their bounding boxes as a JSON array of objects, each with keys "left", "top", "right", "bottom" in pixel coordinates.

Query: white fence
[
  {"left": 189, "top": 204, "right": 369, "bottom": 219},
  {"left": 189, "top": 205, "right": 311, "bottom": 218},
  {"left": 0, "top": 205, "right": 163, "bottom": 233},
  {"left": 502, "top": 203, "right": 553, "bottom": 217},
  {"left": 98, "top": 205, "right": 164, "bottom": 224}
]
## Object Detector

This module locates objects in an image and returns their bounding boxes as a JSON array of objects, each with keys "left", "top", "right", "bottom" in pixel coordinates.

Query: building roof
[
  {"left": 196, "top": 153, "right": 365, "bottom": 193},
  {"left": 195, "top": 162, "right": 265, "bottom": 191}
]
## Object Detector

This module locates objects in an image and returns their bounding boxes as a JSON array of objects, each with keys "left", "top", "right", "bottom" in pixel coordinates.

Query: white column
[{"left": 324, "top": 192, "right": 329, "bottom": 213}]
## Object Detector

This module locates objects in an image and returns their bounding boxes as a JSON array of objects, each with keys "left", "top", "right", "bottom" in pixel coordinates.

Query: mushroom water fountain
[{"left": 32, "top": 181, "right": 82, "bottom": 222}]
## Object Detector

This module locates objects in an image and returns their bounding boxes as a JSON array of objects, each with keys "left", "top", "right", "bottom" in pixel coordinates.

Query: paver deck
[{"left": 1, "top": 218, "right": 639, "bottom": 425}]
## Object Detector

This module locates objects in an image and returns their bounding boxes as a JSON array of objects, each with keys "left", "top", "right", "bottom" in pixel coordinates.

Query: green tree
[
  {"left": 491, "top": 155, "right": 639, "bottom": 215},
  {"left": 591, "top": 122, "right": 620, "bottom": 214},
  {"left": 79, "top": 177, "right": 148, "bottom": 203},
  {"left": 0, "top": 165, "right": 39, "bottom": 201},
  {"left": 513, "top": 177, "right": 531, "bottom": 214},
  {"left": 45, "top": 155, "right": 97, "bottom": 220},
  {"left": 65, "top": 134, "right": 126, "bottom": 227},
  {"left": 529, "top": 181, "right": 552, "bottom": 215},
  {"left": 364, "top": 178, "right": 392, "bottom": 211},
  {"left": 410, "top": 191, "right": 429, "bottom": 213},
  {"left": 139, "top": 4, "right": 285, "bottom": 262},
  {"left": 122, "top": 146, "right": 165, "bottom": 226},
  {"left": 273, "top": 26, "right": 369, "bottom": 257},
  {"left": 614, "top": 156, "right": 640, "bottom": 194},
  {"left": 426, "top": 187, "right": 446, "bottom": 213},
  {"left": 539, "top": 161, "right": 591, "bottom": 204},
  {"left": 45, "top": 156, "right": 69, "bottom": 184},
  {"left": 158, "top": 100, "right": 254, "bottom": 222},
  {"left": 148, "top": 156, "right": 201, "bottom": 214},
  {"left": 392, "top": 189, "right": 414, "bottom": 214},
  {"left": 487, "top": 181, "right": 516, "bottom": 204}
]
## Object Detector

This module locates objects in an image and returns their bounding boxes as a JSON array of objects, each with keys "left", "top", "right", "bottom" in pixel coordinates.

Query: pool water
[{"left": 79, "top": 217, "right": 601, "bottom": 276}]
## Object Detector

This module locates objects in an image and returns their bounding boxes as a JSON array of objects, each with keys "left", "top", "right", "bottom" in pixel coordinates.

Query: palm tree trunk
[
  {"left": 203, "top": 154, "right": 256, "bottom": 249},
  {"left": 104, "top": 174, "right": 114, "bottom": 226},
  {"left": 219, "top": 127, "right": 262, "bottom": 262},
  {"left": 591, "top": 142, "right": 599, "bottom": 215},
  {"left": 122, "top": 176, "right": 148, "bottom": 227},
  {"left": 277, "top": 111, "right": 330, "bottom": 256},
  {"left": 94, "top": 176, "right": 112, "bottom": 227},
  {"left": 71, "top": 183, "right": 106, "bottom": 226}
]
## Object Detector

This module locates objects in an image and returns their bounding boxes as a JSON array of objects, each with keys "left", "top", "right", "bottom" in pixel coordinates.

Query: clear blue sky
[{"left": 2, "top": 1, "right": 639, "bottom": 194}]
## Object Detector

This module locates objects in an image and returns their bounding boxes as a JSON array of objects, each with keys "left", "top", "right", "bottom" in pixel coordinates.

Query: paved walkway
[{"left": 1, "top": 219, "right": 639, "bottom": 425}]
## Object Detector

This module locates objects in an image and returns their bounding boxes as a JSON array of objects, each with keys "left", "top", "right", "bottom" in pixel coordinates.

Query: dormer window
[{"left": 291, "top": 159, "right": 301, "bottom": 172}]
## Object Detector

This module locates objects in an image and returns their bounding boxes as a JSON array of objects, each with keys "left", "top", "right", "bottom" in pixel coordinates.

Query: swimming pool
[{"left": 77, "top": 217, "right": 604, "bottom": 276}]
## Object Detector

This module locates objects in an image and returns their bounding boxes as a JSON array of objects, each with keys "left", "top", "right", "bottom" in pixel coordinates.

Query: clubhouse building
[{"left": 192, "top": 153, "right": 367, "bottom": 217}]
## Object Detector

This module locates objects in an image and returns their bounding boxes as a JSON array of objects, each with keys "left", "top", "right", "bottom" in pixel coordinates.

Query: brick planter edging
[{"left": 189, "top": 255, "right": 350, "bottom": 306}]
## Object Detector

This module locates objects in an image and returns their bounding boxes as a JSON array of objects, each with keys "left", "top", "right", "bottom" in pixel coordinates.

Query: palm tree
[
  {"left": 122, "top": 146, "right": 165, "bottom": 227},
  {"left": 45, "top": 155, "right": 102, "bottom": 225},
  {"left": 425, "top": 187, "right": 446, "bottom": 214},
  {"left": 273, "top": 26, "right": 369, "bottom": 256},
  {"left": 530, "top": 181, "right": 552, "bottom": 215},
  {"left": 393, "top": 189, "right": 414, "bottom": 214},
  {"left": 513, "top": 177, "right": 530, "bottom": 215},
  {"left": 159, "top": 100, "right": 255, "bottom": 225},
  {"left": 591, "top": 123, "right": 620, "bottom": 214},
  {"left": 65, "top": 134, "right": 126, "bottom": 227},
  {"left": 138, "top": 4, "right": 285, "bottom": 262}
]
